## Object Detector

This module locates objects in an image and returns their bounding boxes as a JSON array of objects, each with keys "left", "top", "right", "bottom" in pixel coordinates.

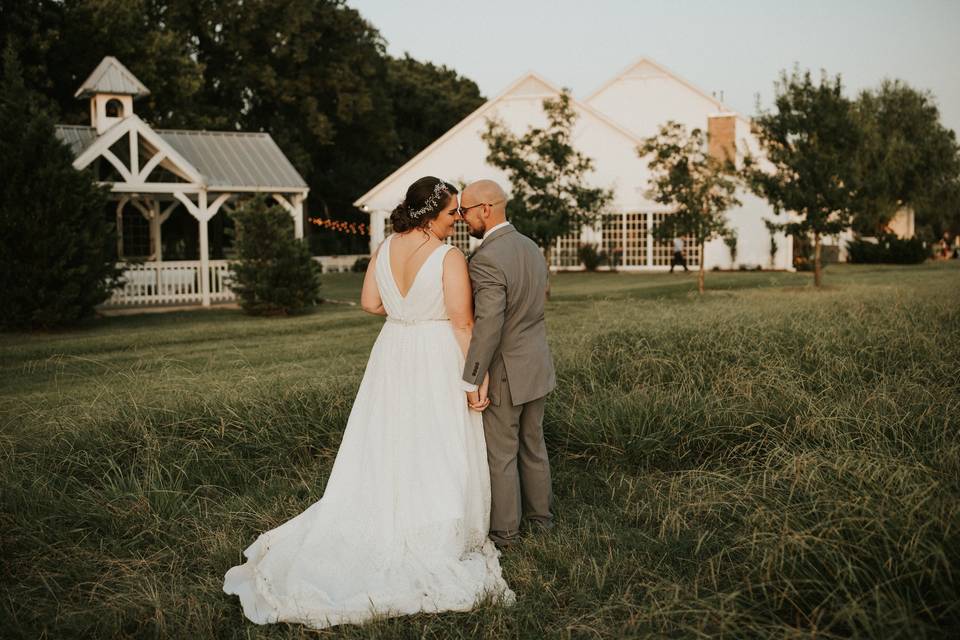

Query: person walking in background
[{"left": 670, "top": 236, "right": 688, "bottom": 273}]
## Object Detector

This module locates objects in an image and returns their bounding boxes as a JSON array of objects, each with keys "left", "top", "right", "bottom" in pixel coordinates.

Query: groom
[{"left": 458, "top": 179, "right": 556, "bottom": 548}]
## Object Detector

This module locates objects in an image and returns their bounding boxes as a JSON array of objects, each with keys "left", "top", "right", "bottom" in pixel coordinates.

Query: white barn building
[{"left": 355, "top": 58, "right": 794, "bottom": 271}]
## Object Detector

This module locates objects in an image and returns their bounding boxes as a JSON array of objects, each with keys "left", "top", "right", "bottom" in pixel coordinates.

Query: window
[
  {"left": 550, "top": 233, "right": 581, "bottom": 268},
  {"left": 446, "top": 221, "right": 472, "bottom": 253},
  {"left": 105, "top": 98, "right": 124, "bottom": 118},
  {"left": 121, "top": 209, "right": 151, "bottom": 259},
  {"left": 601, "top": 212, "right": 625, "bottom": 268},
  {"left": 623, "top": 212, "right": 648, "bottom": 266},
  {"left": 651, "top": 212, "right": 701, "bottom": 266}
]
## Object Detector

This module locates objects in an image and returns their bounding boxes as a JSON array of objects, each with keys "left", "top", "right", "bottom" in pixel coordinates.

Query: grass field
[{"left": 2, "top": 263, "right": 959, "bottom": 638}]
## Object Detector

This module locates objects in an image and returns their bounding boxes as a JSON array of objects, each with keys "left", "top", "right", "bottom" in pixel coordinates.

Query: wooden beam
[
  {"left": 138, "top": 150, "right": 166, "bottom": 182},
  {"left": 101, "top": 147, "right": 134, "bottom": 182},
  {"left": 158, "top": 200, "right": 178, "bottom": 224},
  {"left": 111, "top": 183, "right": 201, "bottom": 194},
  {"left": 129, "top": 128, "right": 139, "bottom": 177},
  {"left": 115, "top": 198, "right": 128, "bottom": 259},
  {"left": 207, "top": 193, "right": 233, "bottom": 220},
  {"left": 198, "top": 191, "right": 210, "bottom": 307},
  {"left": 174, "top": 191, "right": 202, "bottom": 220},
  {"left": 292, "top": 193, "right": 304, "bottom": 239}
]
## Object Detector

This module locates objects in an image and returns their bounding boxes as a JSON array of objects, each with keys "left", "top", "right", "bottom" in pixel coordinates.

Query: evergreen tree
[
  {"left": 228, "top": 195, "right": 321, "bottom": 315},
  {"left": 0, "top": 44, "right": 120, "bottom": 329}
]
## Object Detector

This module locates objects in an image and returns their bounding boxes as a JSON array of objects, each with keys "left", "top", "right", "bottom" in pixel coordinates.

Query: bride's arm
[
  {"left": 442, "top": 248, "right": 474, "bottom": 358},
  {"left": 360, "top": 243, "right": 386, "bottom": 316}
]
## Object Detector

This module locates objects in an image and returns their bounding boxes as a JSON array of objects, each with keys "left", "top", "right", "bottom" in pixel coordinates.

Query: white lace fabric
[{"left": 223, "top": 234, "right": 514, "bottom": 628}]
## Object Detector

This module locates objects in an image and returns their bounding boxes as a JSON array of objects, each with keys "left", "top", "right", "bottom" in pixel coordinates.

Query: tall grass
[{"left": 1, "top": 263, "right": 958, "bottom": 638}]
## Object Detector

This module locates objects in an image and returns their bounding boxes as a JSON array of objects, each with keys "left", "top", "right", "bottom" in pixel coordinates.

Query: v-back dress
[{"left": 223, "top": 234, "right": 513, "bottom": 629}]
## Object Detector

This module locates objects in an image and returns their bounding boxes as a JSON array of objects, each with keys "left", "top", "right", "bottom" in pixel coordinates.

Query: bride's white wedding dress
[{"left": 223, "top": 235, "right": 513, "bottom": 628}]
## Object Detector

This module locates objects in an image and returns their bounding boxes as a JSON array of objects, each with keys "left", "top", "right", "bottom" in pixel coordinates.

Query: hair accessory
[{"left": 409, "top": 182, "right": 448, "bottom": 219}]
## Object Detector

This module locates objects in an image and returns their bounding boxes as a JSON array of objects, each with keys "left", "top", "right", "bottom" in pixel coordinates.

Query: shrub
[
  {"left": 847, "top": 233, "right": 929, "bottom": 264},
  {"left": 723, "top": 232, "right": 738, "bottom": 266},
  {"left": 578, "top": 243, "right": 606, "bottom": 271},
  {"left": 0, "top": 46, "right": 121, "bottom": 329},
  {"left": 351, "top": 257, "right": 370, "bottom": 273},
  {"left": 228, "top": 195, "right": 321, "bottom": 315}
]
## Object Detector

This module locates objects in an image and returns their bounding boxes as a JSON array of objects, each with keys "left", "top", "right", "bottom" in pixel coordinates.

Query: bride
[{"left": 222, "top": 176, "right": 514, "bottom": 628}]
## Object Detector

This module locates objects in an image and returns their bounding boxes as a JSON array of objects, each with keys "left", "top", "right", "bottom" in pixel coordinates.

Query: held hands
[{"left": 467, "top": 372, "right": 491, "bottom": 412}]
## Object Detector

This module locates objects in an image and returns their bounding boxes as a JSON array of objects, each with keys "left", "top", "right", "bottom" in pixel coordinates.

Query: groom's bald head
[
  {"left": 460, "top": 180, "right": 508, "bottom": 239},
  {"left": 462, "top": 180, "right": 507, "bottom": 212}
]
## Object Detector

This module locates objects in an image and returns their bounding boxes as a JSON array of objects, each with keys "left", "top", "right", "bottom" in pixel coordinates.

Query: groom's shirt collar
[{"left": 483, "top": 221, "right": 511, "bottom": 241}]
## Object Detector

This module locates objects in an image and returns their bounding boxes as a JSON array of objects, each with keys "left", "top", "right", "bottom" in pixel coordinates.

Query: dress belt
[{"left": 386, "top": 317, "right": 450, "bottom": 326}]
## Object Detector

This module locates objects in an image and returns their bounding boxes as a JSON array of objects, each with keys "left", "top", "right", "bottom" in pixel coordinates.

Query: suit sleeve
[{"left": 462, "top": 253, "right": 507, "bottom": 386}]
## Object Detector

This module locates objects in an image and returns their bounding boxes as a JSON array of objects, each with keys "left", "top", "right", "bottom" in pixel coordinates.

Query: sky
[{"left": 347, "top": 0, "right": 960, "bottom": 136}]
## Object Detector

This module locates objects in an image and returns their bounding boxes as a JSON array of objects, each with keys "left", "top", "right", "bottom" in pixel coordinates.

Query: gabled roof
[
  {"left": 74, "top": 56, "right": 150, "bottom": 99},
  {"left": 352, "top": 71, "right": 644, "bottom": 208},
  {"left": 586, "top": 56, "right": 750, "bottom": 127},
  {"left": 54, "top": 123, "right": 308, "bottom": 191}
]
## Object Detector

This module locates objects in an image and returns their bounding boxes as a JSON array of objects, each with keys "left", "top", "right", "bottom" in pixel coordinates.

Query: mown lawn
[{"left": 2, "top": 263, "right": 958, "bottom": 638}]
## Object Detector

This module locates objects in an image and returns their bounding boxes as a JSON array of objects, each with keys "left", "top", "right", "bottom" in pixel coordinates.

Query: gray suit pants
[{"left": 483, "top": 370, "right": 553, "bottom": 543}]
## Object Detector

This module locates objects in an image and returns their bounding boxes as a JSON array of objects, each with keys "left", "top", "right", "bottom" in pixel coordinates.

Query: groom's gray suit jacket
[{"left": 462, "top": 225, "right": 556, "bottom": 406}]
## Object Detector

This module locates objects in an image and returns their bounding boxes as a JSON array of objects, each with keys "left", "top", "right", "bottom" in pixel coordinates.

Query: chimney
[{"left": 707, "top": 114, "right": 737, "bottom": 164}]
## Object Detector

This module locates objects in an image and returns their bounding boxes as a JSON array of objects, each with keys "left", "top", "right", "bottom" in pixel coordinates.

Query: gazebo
[{"left": 55, "top": 56, "right": 309, "bottom": 307}]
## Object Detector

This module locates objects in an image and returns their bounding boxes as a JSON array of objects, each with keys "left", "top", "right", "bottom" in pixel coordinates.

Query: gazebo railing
[
  {"left": 108, "top": 260, "right": 233, "bottom": 306},
  {"left": 106, "top": 256, "right": 369, "bottom": 307}
]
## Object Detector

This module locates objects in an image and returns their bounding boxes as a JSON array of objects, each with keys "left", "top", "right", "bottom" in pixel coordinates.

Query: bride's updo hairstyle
[{"left": 390, "top": 176, "right": 458, "bottom": 233}]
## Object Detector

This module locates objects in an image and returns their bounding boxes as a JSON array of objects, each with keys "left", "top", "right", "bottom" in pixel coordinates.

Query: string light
[{"left": 308, "top": 217, "right": 369, "bottom": 236}]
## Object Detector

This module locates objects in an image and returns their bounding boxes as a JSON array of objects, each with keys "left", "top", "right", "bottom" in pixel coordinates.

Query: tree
[
  {"left": 386, "top": 54, "right": 485, "bottom": 163},
  {"left": 638, "top": 121, "right": 740, "bottom": 294},
  {"left": 743, "top": 68, "right": 862, "bottom": 287},
  {"left": 228, "top": 195, "right": 321, "bottom": 315},
  {"left": 482, "top": 90, "right": 612, "bottom": 297},
  {"left": 1, "top": 2, "right": 491, "bottom": 255},
  {"left": 852, "top": 79, "right": 960, "bottom": 236},
  {"left": 0, "top": 0, "right": 204, "bottom": 128},
  {"left": 0, "top": 44, "right": 120, "bottom": 330}
]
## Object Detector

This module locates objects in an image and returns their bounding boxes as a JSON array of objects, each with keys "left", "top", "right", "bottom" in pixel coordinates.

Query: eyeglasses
[{"left": 456, "top": 199, "right": 505, "bottom": 218}]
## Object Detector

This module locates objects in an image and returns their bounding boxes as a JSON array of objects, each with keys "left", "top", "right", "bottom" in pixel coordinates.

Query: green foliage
[
  {"left": 744, "top": 68, "right": 863, "bottom": 285},
  {"left": 351, "top": 256, "right": 371, "bottom": 273},
  {"left": 0, "top": 44, "right": 120, "bottom": 330},
  {"left": 386, "top": 54, "right": 485, "bottom": 163},
  {"left": 0, "top": 1, "right": 488, "bottom": 255},
  {"left": 847, "top": 233, "right": 929, "bottom": 264},
  {"left": 2, "top": 264, "right": 958, "bottom": 637},
  {"left": 638, "top": 121, "right": 740, "bottom": 291},
  {"left": 763, "top": 219, "right": 779, "bottom": 266},
  {"left": 577, "top": 243, "right": 606, "bottom": 271},
  {"left": 852, "top": 79, "right": 960, "bottom": 235},
  {"left": 228, "top": 195, "right": 320, "bottom": 315},
  {"left": 723, "top": 232, "right": 738, "bottom": 265},
  {"left": 482, "top": 91, "right": 613, "bottom": 265}
]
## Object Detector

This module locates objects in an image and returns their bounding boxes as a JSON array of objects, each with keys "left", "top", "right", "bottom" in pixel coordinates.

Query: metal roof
[
  {"left": 160, "top": 129, "right": 308, "bottom": 190},
  {"left": 56, "top": 125, "right": 98, "bottom": 157},
  {"left": 54, "top": 125, "right": 308, "bottom": 191},
  {"left": 74, "top": 57, "right": 151, "bottom": 99}
]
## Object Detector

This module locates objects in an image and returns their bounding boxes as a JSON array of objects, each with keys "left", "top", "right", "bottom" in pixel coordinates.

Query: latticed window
[
  {"left": 550, "top": 233, "right": 581, "bottom": 268},
  {"left": 121, "top": 209, "right": 151, "bottom": 259},
  {"left": 650, "top": 212, "right": 701, "bottom": 266},
  {"left": 601, "top": 212, "right": 625, "bottom": 268},
  {"left": 623, "top": 212, "right": 648, "bottom": 266},
  {"left": 446, "top": 222, "right": 472, "bottom": 253}
]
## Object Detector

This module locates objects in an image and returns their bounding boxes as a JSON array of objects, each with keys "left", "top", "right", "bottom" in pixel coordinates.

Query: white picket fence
[
  {"left": 108, "top": 260, "right": 233, "bottom": 306},
  {"left": 107, "top": 255, "right": 369, "bottom": 307}
]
